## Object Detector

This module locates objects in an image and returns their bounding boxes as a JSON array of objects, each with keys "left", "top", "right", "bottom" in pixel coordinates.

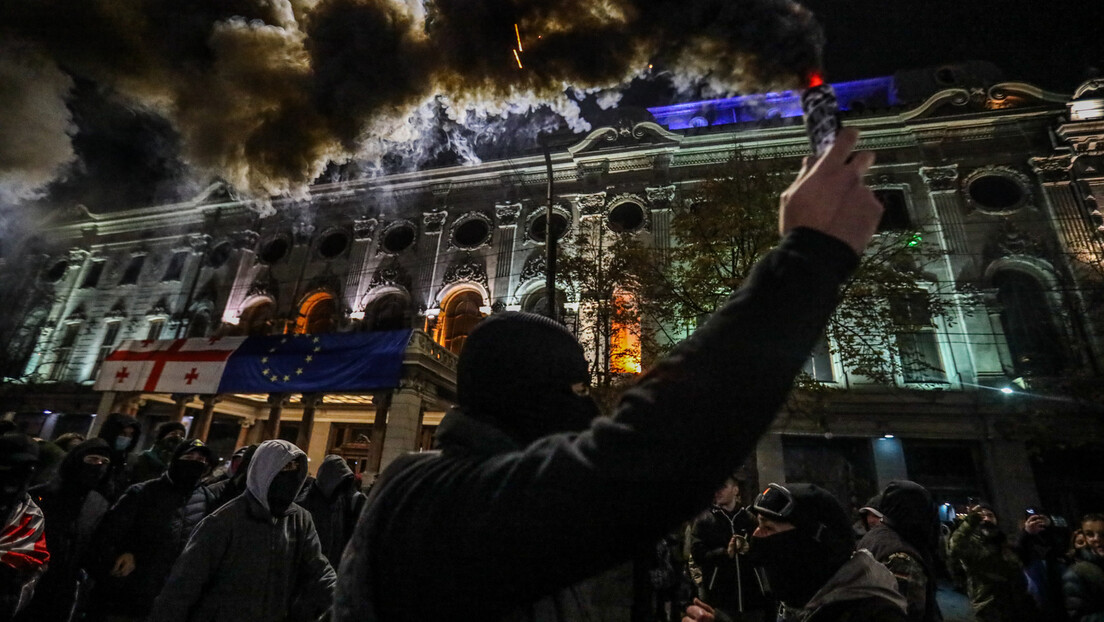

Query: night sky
[{"left": 802, "top": 1, "right": 1103, "bottom": 91}]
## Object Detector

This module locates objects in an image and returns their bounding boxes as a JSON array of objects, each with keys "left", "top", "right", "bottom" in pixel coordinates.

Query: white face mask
[{"left": 115, "top": 437, "right": 132, "bottom": 452}]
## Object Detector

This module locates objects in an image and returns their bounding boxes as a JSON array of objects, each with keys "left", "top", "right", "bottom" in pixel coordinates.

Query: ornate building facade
[{"left": 4, "top": 64, "right": 1104, "bottom": 522}]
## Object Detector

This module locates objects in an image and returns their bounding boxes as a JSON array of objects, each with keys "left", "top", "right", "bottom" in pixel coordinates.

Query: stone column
[
  {"left": 871, "top": 437, "right": 909, "bottom": 491},
  {"left": 264, "top": 393, "right": 288, "bottom": 440},
  {"left": 235, "top": 419, "right": 255, "bottom": 448},
  {"left": 307, "top": 421, "right": 331, "bottom": 475},
  {"left": 170, "top": 393, "right": 193, "bottom": 423},
  {"left": 192, "top": 395, "right": 221, "bottom": 442},
  {"left": 377, "top": 385, "right": 425, "bottom": 472},
  {"left": 919, "top": 165, "right": 969, "bottom": 257},
  {"left": 755, "top": 433, "right": 786, "bottom": 486},
  {"left": 367, "top": 392, "right": 390, "bottom": 475},
  {"left": 297, "top": 393, "right": 323, "bottom": 451}
]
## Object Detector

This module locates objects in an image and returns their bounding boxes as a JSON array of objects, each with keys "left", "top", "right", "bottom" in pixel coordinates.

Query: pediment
[{"left": 567, "top": 121, "right": 682, "bottom": 156}]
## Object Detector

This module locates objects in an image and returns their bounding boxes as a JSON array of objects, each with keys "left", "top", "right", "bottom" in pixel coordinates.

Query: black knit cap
[
  {"left": 765, "top": 483, "right": 856, "bottom": 557},
  {"left": 457, "top": 312, "right": 588, "bottom": 419},
  {"left": 155, "top": 421, "right": 187, "bottom": 441}
]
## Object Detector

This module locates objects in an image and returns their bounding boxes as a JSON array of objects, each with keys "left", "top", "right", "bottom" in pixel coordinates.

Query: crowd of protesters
[{"left": 2, "top": 128, "right": 1103, "bottom": 621}]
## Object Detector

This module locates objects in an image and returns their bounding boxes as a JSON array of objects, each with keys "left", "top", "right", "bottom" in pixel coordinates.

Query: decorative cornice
[
  {"left": 147, "top": 298, "right": 171, "bottom": 317},
  {"left": 567, "top": 121, "right": 682, "bottom": 156},
  {"left": 645, "top": 185, "right": 677, "bottom": 206},
  {"left": 442, "top": 257, "right": 488, "bottom": 288},
  {"left": 919, "top": 165, "right": 960, "bottom": 192},
  {"left": 1074, "top": 79, "right": 1104, "bottom": 100}
]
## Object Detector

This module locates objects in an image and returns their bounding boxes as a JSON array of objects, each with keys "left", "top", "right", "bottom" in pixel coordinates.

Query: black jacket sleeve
[{"left": 343, "top": 228, "right": 859, "bottom": 619}]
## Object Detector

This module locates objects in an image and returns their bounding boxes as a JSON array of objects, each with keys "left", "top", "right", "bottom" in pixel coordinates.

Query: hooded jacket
[
  {"left": 779, "top": 550, "right": 908, "bottom": 622},
  {"left": 948, "top": 512, "right": 1038, "bottom": 621},
  {"left": 89, "top": 439, "right": 214, "bottom": 617},
  {"left": 1063, "top": 546, "right": 1104, "bottom": 621},
  {"left": 858, "top": 481, "right": 942, "bottom": 622},
  {"left": 298, "top": 455, "right": 367, "bottom": 567},
  {"left": 690, "top": 505, "right": 767, "bottom": 615},
  {"left": 149, "top": 439, "right": 336, "bottom": 622},
  {"left": 334, "top": 228, "right": 861, "bottom": 622},
  {"left": 21, "top": 439, "right": 112, "bottom": 621},
  {"left": 95, "top": 413, "right": 141, "bottom": 502}
]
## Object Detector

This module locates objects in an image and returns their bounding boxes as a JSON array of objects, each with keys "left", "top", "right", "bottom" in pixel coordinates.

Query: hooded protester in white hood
[{"left": 149, "top": 440, "right": 336, "bottom": 622}]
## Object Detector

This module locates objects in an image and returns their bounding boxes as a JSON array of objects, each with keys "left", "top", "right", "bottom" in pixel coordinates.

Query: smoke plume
[{"left": 0, "top": 0, "right": 823, "bottom": 202}]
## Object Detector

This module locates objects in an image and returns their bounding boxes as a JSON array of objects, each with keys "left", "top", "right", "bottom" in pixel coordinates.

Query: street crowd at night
[{"left": 1, "top": 129, "right": 1102, "bottom": 622}]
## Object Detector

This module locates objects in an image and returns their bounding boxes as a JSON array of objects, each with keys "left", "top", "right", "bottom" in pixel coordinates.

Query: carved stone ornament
[
  {"left": 148, "top": 298, "right": 171, "bottom": 317},
  {"left": 234, "top": 230, "right": 260, "bottom": 249},
  {"left": 1029, "top": 155, "right": 1073, "bottom": 183},
  {"left": 67, "top": 305, "right": 88, "bottom": 322},
  {"left": 187, "top": 233, "right": 211, "bottom": 253},
  {"left": 354, "top": 218, "right": 378, "bottom": 241},
  {"left": 104, "top": 302, "right": 128, "bottom": 320},
  {"left": 293, "top": 220, "right": 316, "bottom": 243},
  {"left": 67, "top": 248, "right": 90, "bottom": 263},
  {"left": 576, "top": 192, "right": 607, "bottom": 216},
  {"left": 442, "top": 257, "right": 488, "bottom": 288},
  {"left": 645, "top": 185, "right": 676, "bottom": 206},
  {"left": 495, "top": 203, "right": 522, "bottom": 227},
  {"left": 369, "top": 261, "right": 411, "bottom": 289},
  {"left": 423, "top": 211, "right": 448, "bottom": 234},
  {"left": 491, "top": 300, "right": 506, "bottom": 313},
  {"left": 919, "top": 165, "right": 960, "bottom": 192},
  {"left": 993, "top": 220, "right": 1047, "bottom": 258},
  {"left": 520, "top": 253, "right": 546, "bottom": 284},
  {"left": 247, "top": 274, "right": 278, "bottom": 298}
]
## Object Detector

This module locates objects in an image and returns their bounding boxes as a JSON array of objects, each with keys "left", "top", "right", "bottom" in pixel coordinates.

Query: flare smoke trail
[{"left": 0, "top": 0, "right": 824, "bottom": 202}]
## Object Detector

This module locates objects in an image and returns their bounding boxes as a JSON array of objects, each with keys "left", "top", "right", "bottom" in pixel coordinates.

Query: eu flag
[{"left": 217, "top": 330, "right": 412, "bottom": 393}]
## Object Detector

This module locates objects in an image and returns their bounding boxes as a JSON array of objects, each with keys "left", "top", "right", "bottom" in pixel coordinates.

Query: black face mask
[
  {"left": 267, "top": 469, "right": 302, "bottom": 516},
  {"left": 746, "top": 529, "right": 848, "bottom": 608},
  {"left": 0, "top": 465, "right": 35, "bottom": 517},
  {"left": 158, "top": 436, "right": 184, "bottom": 452},
  {"left": 168, "top": 459, "right": 207, "bottom": 490},
  {"left": 71, "top": 463, "right": 108, "bottom": 491}
]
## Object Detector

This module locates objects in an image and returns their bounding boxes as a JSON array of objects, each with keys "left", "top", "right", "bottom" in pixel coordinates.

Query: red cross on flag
[{"left": 94, "top": 337, "right": 247, "bottom": 393}]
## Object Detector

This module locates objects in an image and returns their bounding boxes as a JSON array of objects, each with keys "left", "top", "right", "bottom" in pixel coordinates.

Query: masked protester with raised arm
[
  {"left": 148, "top": 439, "right": 336, "bottom": 622},
  {"left": 334, "top": 128, "right": 885, "bottom": 622}
]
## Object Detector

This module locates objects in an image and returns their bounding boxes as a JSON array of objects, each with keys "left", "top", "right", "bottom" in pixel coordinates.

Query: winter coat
[
  {"left": 297, "top": 455, "right": 366, "bottom": 567},
  {"left": 130, "top": 445, "right": 174, "bottom": 485},
  {"left": 690, "top": 505, "right": 768, "bottom": 616},
  {"left": 89, "top": 469, "right": 213, "bottom": 616},
  {"left": 859, "top": 526, "right": 936, "bottom": 622},
  {"left": 20, "top": 439, "right": 112, "bottom": 622},
  {"left": 948, "top": 514, "right": 1038, "bottom": 621},
  {"left": 1063, "top": 547, "right": 1104, "bottom": 621},
  {"left": 148, "top": 440, "right": 336, "bottom": 622},
  {"left": 333, "top": 228, "right": 862, "bottom": 622},
  {"left": 95, "top": 413, "right": 141, "bottom": 503},
  {"left": 1017, "top": 524, "right": 1070, "bottom": 621},
  {"left": 779, "top": 550, "right": 908, "bottom": 622}
]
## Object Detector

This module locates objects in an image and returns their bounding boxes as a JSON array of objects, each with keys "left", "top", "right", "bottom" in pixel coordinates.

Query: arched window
[
  {"left": 521, "top": 287, "right": 566, "bottom": 319},
  {"left": 239, "top": 301, "right": 276, "bottom": 336},
  {"left": 438, "top": 290, "right": 484, "bottom": 354},
  {"left": 297, "top": 292, "right": 337, "bottom": 335},
  {"left": 994, "top": 271, "right": 1066, "bottom": 376},
  {"left": 367, "top": 294, "right": 410, "bottom": 332}
]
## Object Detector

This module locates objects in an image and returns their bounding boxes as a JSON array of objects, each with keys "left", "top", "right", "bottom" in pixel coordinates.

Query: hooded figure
[
  {"left": 207, "top": 444, "right": 258, "bottom": 510},
  {"left": 88, "top": 439, "right": 214, "bottom": 619},
  {"left": 857, "top": 481, "right": 943, "bottom": 622},
  {"left": 148, "top": 439, "right": 336, "bottom": 622},
  {"left": 20, "top": 438, "right": 113, "bottom": 621},
  {"left": 298, "top": 455, "right": 367, "bottom": 567},
  {"left": 0, "top": 433, "right": 49, "bottom": 618},
  {"left": 747, "top": 483, "right": 907, "bottom": 621},
  {"left": 95, "top": 413, "right": 141, "bottom": 502},
  {"left": 129, "top": 421, "right": 187, "bottom": 484}
]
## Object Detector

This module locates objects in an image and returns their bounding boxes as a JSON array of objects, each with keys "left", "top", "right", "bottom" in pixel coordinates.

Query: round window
[
  {"left": 43, "top": 260, "right": 69, "bottom": 282},
  {"left": 318, "top": 230, "right": 350, "bottom": 259},
  {"left": 527, "top": 212, "right": 570, "bottom": 243},
  {"left": 258, "top": 237, "right": 291, "bottom": 264},
  {"left": 452, "top": 218, "right": 491, "bottom": 249},
  {"left": 381, "top": 223, "right": 416, "bottom": 254},
  {"left": 607, "top": 201, "right": 646, "bottom": 233},
  {"left": 206, "top": 242, "right": 232, "bottom": 268},
  {"left": 968, "top": 174, "right": 1026, "bottom": 213}
]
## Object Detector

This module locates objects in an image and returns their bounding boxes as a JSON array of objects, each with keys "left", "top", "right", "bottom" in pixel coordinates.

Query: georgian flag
[{"left": 95, "top": 337, "right": 247, "bottom": 393}]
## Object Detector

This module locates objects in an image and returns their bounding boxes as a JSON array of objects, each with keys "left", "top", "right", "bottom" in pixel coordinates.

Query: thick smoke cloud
[{"left": 0, "top": 0, "right": 823, "bottom": 201}]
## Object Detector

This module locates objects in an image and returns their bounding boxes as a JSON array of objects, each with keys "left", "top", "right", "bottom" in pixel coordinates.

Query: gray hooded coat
[{"left": 148, "top": 440, "right": 336, "bottom": 622}]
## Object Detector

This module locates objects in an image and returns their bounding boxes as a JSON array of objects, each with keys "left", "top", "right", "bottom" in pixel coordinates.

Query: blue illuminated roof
[{"left": 647, "top": 76, "right": 898, "bottom": 130}]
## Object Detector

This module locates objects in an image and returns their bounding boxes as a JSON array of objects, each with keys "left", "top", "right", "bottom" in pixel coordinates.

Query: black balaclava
[
  {"left": 167, "top": 440, "right": 213, "bottom": 491},
  {"left": 455, "top": 312, "right": 597, "bottom": 445},
  {"left": 0, "top": 432, "right": 40, "bottom": 519},
  {"left": 880, "top": 481, "right": 939, "bottom": 564},
  {"left": 59, "top": 438, "right": 112, "bottom": 492},
  {"left": 268, "top": 457, "right": 306, "bottom": 516},
  {"left": 747, "top": 483, "right": 855, "bottom": 608}
]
